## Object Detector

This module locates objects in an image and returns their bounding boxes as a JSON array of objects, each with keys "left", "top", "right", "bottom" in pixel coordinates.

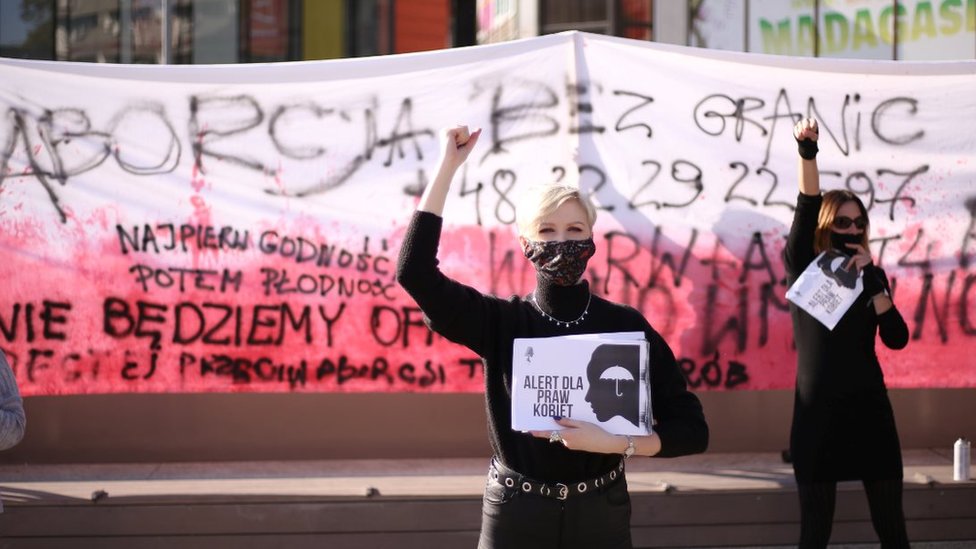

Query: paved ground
[
  {"left": 1, "top": 449, "right": 972, "bottom": 547},
  {"left": 0, "top": 448, "right": 964, "bottom": 499},
  {"left": 697, "top": 539, "right": 976, "bottom": 548}
]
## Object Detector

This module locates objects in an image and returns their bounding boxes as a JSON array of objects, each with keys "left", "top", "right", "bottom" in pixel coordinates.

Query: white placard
[
  {"left": 512, "top": 332, "right": 651, "bottom": 436},
  {"left": 786, "top": 251, "right": 865, "bottom": 330}
]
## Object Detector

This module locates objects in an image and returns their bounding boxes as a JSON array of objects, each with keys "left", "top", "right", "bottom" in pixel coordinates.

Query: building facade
[
  {"left": 3, "top": 1, "right": 971, "bottom": 63},
  {"left": 478, "top": 0, "right": 976, "bottom": 60},
  {"left": 0, "top": 0, "right": 449, "bottom": 63}
]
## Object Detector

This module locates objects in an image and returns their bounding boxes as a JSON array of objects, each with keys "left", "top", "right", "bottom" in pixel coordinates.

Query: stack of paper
[{"left": 511, "top": 332, "right": 652, "bottom": 436}]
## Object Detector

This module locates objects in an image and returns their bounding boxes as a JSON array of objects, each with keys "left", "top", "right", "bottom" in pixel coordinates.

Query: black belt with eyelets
[{"left": 488, "top": 457, "right": 625, "bottom": 501}]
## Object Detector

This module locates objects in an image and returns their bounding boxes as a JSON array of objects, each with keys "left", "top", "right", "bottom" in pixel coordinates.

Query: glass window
[
  {"left": 477, "top": 0, "right": 519, "bottom": 44},
  {"left": 242, "top": 0, "right": 296, "bottom": 62},
  {"left": 540, "top": 0, "right": 652, "bottom": 38},
  {"left": 57, "top": 0, "right": 179, "bottom": 64},
  {"left": 58, "top": 0, "right": 121, "bottom": 62},
  {"left": 748, "top": 0, "right": 815, "bottom": 56},
  {"left": 617, "top": 0, "right": 652, "bottom": 41},
  {"left": 347, "top": 0, "right": 393, "bottom": 57},
  {"left": 816, "top": 0, "right": 894, "bottom": 60},
  {"left": 179, "top": 0, "right": 238, "bottom": 63},
  {"left": 895, "top": 0, "right": 976, "bottom": 60},
  {"left": 127, "top": 0, "right": 163, "bottom": 63},
  {"left": 173, "top": 0, "right": 302, "bottom": 65},
  {"left": 541, "top": 0, "right": 609, "bottom": 34},
  {"left": 0, "top": 1, "right": 56, "bottom": 59},
  {"left": 689, "top": 0, "right": 745, "bottom": 51}
]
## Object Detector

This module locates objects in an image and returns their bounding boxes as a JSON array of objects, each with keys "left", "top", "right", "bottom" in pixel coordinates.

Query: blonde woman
[{"left": 396, "top": 126, "right": 707, "bottom": 548}]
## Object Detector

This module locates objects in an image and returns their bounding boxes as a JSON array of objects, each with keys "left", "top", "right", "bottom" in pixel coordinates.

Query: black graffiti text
[
  {"left": 0, "top": 301, "right": 72, "bottom": 344},
  {"left": 260, "top": 268, "right": 396, "bottom": 300},
  {"left": 102, "top": 297, "right": 346, "bottom": 350},
  {"left": 130, "top": 265, "right": 243, "bottom": 293}
]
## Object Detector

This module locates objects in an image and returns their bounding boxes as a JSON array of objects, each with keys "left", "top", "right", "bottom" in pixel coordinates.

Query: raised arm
[
  {"left": 794, "top": 118, "right": 820, "bottom": 197},
  {"left": 417, "top": 126, "right": 482, "bottom": 216},
  {"left": 784, "top": 118, "right": 824, "bottom": 276},
  {"left": 396, "top": 125, "right": 499, "bottom": 354}
]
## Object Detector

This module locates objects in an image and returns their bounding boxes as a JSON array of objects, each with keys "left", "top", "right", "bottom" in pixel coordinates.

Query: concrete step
[{"left": 0, "top": 449, "right": 973, "bottom": 548}]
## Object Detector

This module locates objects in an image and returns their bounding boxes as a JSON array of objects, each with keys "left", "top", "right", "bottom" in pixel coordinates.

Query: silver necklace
[{"left": 530, "top": 291, "right": 592, "bottom": 328}]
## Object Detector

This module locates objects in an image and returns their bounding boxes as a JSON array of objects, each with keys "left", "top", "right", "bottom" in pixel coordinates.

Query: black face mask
[
  {"left": 522, "top": 238, "right": 596, "bottom": 286},
  {"left": 830, "top": 231, "right": 863, "bottom": 255}
]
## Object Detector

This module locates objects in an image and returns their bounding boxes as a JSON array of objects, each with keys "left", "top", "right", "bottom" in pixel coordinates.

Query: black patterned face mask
[{"left": 522, "top": 238, "right": 596, "bottom": 286}]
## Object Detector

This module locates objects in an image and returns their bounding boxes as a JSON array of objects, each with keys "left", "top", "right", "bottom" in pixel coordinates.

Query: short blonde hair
[{"left": 515, "top": 184, "right": 598, "bottom": 237}]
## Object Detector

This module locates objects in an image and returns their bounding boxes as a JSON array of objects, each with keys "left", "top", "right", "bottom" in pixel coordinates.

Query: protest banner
[{"left": 1, "top": 32, "right": 974, "bottom": 394}]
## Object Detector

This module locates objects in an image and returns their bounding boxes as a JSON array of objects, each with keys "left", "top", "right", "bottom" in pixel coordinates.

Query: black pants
[
  {"left": 797, "top": 479, "right": 910, "bottom": 549},
  {"left": 477, "top": 462, "right": 633, "bottom": 549}
]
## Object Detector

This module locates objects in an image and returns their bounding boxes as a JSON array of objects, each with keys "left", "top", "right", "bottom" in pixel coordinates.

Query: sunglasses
[{"left": 832, "top": 215, "right": 868, "bottom": 230}]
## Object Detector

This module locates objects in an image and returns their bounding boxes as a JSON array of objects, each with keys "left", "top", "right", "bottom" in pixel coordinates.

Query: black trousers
[
  {"left": 797, "top": 479, "right": 910, "bottom": 549},
  {"left": 477, "top": 462, "right": 633, "bottom": 549}
]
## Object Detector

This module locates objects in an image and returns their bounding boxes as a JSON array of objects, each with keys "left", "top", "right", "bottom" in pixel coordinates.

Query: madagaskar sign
[{"left": 1, "top": 32, "right": 974, "bottom": 395}]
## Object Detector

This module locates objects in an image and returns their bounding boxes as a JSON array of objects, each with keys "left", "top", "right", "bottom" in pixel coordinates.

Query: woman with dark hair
[
  {"left": 396, "top": 125, "right": 708, "bottom": 548},
  {"left": 785, "top": 118, "right": 911, "bottom": 548}
]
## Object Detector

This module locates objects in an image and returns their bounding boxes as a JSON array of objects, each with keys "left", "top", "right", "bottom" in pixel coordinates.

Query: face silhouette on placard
[
  {"left": 816, "top": 250, "right": 859, "bottom": 290},
  {"left": 583, "top": 344, "right": 640, "bottom": 427}
]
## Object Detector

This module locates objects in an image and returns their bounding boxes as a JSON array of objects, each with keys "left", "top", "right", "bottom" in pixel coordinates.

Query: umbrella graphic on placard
[
  {"left": 586, "top": 344, "right": 642, "bottom": 427},
  {"left": 600, "top": 365, "right": 635, "bottom": 397}
]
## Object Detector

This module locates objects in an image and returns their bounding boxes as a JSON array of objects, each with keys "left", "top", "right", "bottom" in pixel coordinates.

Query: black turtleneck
[
  {"left": 396, "top": 211, "right": 708, "bottom": 483},
  {"left": 532, "top": 273, "right": 590, "bottom": 323}
]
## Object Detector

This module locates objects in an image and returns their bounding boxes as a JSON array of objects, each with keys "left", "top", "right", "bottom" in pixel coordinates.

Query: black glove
[
  {"left": 796, "top": 137, "right": 818, "bottom": 160},
  {"left": 861, "top": 263, "right": 887, "bottom": 297}
]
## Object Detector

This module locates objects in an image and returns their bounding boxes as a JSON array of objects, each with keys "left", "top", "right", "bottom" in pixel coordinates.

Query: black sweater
[
  {"left": 784, "top": 193, "right": 909, "bottom": 481},
  {"left": 784, "top": 193, "right": 909, "bottom": 401},
  {"left": 396, "top": 211, "right": 708, "bottom": 484}
]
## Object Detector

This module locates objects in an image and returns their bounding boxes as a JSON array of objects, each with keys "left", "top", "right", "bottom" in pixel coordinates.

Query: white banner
[{"left": 1, "top": 32, "right": 974, "bottom": 395}]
